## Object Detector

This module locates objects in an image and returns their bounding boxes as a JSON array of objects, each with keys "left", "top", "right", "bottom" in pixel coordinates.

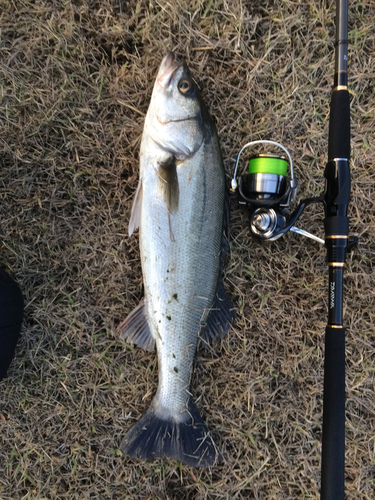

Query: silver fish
[{"left": 119, "top": 52, "right": 234, "bottom": 467}]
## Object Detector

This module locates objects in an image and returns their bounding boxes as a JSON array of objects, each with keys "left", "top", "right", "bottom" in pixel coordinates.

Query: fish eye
[{"left": 178, "top": 79, "right": 194, "bottom": 95}]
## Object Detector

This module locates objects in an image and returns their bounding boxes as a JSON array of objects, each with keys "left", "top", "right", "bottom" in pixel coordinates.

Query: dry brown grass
[{"left": 0, "top": 0, "right": 374, "bottom": 498}]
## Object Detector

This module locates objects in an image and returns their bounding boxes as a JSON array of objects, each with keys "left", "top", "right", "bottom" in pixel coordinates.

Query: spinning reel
[{"left": 231, "top": 140, "right": 325, "bottom": 245}]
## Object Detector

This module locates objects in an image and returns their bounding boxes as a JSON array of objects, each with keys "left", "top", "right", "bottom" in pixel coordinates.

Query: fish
[{"left": 119, "top": 52, "right": 235, "bottom": 467}]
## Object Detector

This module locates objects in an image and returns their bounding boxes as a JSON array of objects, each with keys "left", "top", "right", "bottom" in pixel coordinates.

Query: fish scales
[
  {"left": 141, "top": 133, "right": 225, "bottom": 416},
  {"left": 119, "top": 52, "right": 234, "bottom": 467}
]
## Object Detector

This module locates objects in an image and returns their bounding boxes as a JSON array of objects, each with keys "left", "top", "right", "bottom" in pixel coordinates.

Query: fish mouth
[
  {"left": 156, "top": 115, "right": 198, "bottom": 125},
  {"left": 157, "top": 52, "right": 182, "bottom": 89}
]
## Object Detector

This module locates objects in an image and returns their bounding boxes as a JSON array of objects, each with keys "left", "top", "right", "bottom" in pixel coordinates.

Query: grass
[{"left": 0, "top": 0, "right": 374, "bottom": 498}]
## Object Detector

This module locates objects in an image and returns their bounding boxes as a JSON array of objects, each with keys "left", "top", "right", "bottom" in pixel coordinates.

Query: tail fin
[{"left": 120, "top": 398, "right": 222, "bottom": 467}]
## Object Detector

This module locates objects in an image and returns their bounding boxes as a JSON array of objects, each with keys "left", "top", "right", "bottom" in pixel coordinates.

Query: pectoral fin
[
  {"left": 158, "top": 156, "right": 179, "bottom": 213},
  {"left": 128, "top": 180, "right": 143, "bottom": 236}
]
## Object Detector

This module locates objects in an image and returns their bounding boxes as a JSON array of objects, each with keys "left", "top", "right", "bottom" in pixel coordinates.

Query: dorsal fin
[
  {"left": 200, "top": 185, "right": 235, "bottom": 344},
  {"left": 199, "top": 277, "right": 235, "bottom": 345}
]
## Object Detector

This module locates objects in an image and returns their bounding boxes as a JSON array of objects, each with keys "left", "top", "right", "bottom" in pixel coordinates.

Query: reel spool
[
  {"left": 238, "top": 154, "right": 289, "bottom": 205},
  {"left": 231, "top": 140, "right": 324, "bottom": 244}
]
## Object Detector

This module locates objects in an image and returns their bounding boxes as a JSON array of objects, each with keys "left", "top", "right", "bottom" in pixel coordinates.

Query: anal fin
[{"left": 118, "top": 300, "right": 155, "bottom": 351}]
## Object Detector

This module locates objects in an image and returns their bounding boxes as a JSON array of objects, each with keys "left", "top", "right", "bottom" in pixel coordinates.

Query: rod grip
[
  {"left": 324, "top": 216, "right": 349, "bottom": 237},
  {"left": 328, "top": 90, "right": 350, "bottom": 161},
  {"left": 320, "top": 325, "right": 345, "bottom": 500}
]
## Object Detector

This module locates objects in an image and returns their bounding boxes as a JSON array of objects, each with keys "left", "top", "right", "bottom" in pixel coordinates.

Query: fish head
[{"left": 145, "top": 52, "right": 211, "bottom": 158}]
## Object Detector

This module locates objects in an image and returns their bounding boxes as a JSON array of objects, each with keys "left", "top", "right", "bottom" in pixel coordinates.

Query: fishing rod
[
  {"left": 321, "top": 1, "right": 350, "bottom": 497},
  {"left": 231, "top": 0, "right": 355, "bottom": 497}
]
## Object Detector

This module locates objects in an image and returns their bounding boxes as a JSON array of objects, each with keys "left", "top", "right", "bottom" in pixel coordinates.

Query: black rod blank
[
  {"left": 321, "top": 1, "right": 350, "bottom": 499},
  {"left": 321, "top": 325, "right": 345, "bottom": 500}
]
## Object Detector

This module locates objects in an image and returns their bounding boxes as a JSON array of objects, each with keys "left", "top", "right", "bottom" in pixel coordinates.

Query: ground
[{"left": 0, "top": 0, "right": 374, "bottom": 499}]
